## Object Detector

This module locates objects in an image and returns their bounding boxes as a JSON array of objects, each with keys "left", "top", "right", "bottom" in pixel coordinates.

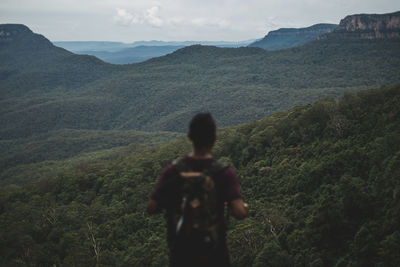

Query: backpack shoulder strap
[
  {"left": 172, "top": 157, "right": 229, "bottom": 176},
  {"left": 205, "top": 160, "right": 229, "bottom": 177},
  {"left": 172, "top": 157, "right": 189, "bottom": 173}
]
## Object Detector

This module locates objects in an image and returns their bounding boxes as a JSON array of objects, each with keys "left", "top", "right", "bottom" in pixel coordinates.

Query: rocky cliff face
[{"left": 322, "top": 11, "right": 400, "bottom": 40}]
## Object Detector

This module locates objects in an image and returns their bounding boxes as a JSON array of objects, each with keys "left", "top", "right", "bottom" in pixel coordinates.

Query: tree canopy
[{"left": 1, "top": 84, "right": 399, "bottom": 266}]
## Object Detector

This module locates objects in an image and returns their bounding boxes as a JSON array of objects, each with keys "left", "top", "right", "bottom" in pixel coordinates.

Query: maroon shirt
[{"left": 150, "top": 155, "right": 243, "bottom": 267}]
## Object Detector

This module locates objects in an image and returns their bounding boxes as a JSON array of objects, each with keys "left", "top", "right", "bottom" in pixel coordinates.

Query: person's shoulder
[
  {"left": 160, "top": 162, "right": 179, "bottom": 177},
  {"left": 215, "top": 163, "right": 242, "bottom": 200},
  {"left": 220, "top": 165, "right": 237, "bottom": 177},
  {"left": 212, "top": 159, "right": 231, "bottom": 170},
  {"left": 213, "top": 161, "right": 237, "bottom": 178}
]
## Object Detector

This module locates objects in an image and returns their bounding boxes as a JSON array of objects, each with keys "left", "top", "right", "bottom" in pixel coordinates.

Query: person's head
[{"left": 188, "top": 113, "right": 216, "bottom": 150}]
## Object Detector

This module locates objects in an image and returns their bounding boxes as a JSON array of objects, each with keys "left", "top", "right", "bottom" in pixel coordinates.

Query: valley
[{"left": 0, "top": 10, "right": 400, "bottom": 266}]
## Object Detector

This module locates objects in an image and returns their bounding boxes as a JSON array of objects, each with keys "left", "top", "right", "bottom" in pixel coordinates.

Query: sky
[{"left": 1, "top": 0, "right": 399, "bottom": 42}]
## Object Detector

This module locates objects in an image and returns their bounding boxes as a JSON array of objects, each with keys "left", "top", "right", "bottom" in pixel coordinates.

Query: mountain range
[
  {"left": 54, "top": 24, "right": 341, "bottom": 64},
  {"left": 53, "top": 40, "right": 255, "bottom": 64},
  {"left": 1, "top": 11, "right": 400, "bottom": 180},
  {"left": 54, "top": 40, "right": 255, "bottom": 53},
  {"left": 73, "top": 45, "right": 185, "bottom": 64},
  {"left": 1, "top": 10, "right": 400, "bottom": 267},
  {"left": 248, "top": 23, "right": 338, "bottom": 50}
]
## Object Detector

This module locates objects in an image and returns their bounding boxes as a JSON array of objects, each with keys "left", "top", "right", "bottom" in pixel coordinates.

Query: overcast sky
[{"left": 1, "top": 0, "right": 399, "bottom": 42}]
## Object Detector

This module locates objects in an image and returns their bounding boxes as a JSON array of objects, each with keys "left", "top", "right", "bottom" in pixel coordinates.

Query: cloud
[
  {"left": 114, "top": 8, "right": 140, "bottom": 25},
  {"left": 145, "top": 6, "right": 163, "bottom": 27},
  {"left": 113, "top": 5, "right": 232, "bottom": 30},
  {"left": 113, "top": 6, "right": 163, "bottom": 27}
]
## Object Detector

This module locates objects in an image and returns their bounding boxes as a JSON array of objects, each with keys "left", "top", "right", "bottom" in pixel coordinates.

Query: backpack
[{"left": 167, "top": 158, "right": 228, "bottom": 261}]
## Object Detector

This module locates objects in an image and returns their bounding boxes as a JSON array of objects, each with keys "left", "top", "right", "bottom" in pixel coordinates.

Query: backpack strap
[
  {"left": 205, "top": 161, "right": 230, "bottom": 225},
  {"left": 172, "top": 158, "right": 190, "bottom": 173},
  {"left": 205, "top": 161, "right": 228, "bottom": 177},
  {"left": 173, "top": 157, "right": 228, "bottom": 175}
]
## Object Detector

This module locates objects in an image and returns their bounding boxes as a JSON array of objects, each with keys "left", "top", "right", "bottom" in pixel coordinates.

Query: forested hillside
[
  {"left": 2, "top": 14, "right": 400, "bottom": 140},
  {"left": 0, "top": 129, "right": 181, "bottom": 186},
  {"left": 2, "top": 11, "right": 400, "bottom": 200},
  {"left": 248, "top": 23, "right": 337, "bottom": 50},
  {"left": 1, "top": 84, "right": 399, "bottom": 266},
  {"left": 0, "top": 24, "right": 122, "bottom": 97}
]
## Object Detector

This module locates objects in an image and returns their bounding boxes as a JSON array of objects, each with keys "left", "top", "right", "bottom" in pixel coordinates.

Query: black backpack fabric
[{"left": 159, "top": 158, "right": 229, "bottom": 266}]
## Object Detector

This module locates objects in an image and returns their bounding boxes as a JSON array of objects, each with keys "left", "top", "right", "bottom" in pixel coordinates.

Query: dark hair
[{"left": 188, "top": 113, "right": 216, "bottom": 149}]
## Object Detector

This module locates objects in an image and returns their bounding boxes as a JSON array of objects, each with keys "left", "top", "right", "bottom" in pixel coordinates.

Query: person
[{"left": 147, "top": 113, "right": 249, "bottom": 267}]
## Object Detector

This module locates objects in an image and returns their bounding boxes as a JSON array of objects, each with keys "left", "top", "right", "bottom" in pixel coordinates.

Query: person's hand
[
  {"left": 229, "top": 199, "right": 249, "bottom": 220},
  {"left": 243, "top": 202, "right": 249, "bottom": 212}
]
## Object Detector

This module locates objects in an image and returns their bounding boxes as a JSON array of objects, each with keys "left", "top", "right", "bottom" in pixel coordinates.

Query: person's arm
[
  {"left": 223, "top": 167, "right": 249, "bottom": 220},
  {"left": 146, "top": 164, "right": 176, "bottom": 215},
  {"left": 147, "top": 199, "right": 161, "bottom": 215},
  {"left": 229, "top": 198, "right": 249, "bottom": 220}
]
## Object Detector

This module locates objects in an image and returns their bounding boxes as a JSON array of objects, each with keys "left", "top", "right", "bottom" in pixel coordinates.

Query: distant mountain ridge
[
  {"left": 75, "top": 45, "right": 185, "bottom": 64},
  {"left": 1, "top": 11, "right": 400, "bottom": 140},
  {"left": 0, "top": 23, "right": 119, "bottom": 97},
  {"left": 53, "top": 40, "right": 255, "bottom": 64},
  {"left": 52, "top": 41, "right": 131, "bottom": 52},
  {"left": 248, "top": 23, "right": 338, "bottom": 50},
  {"left": 129, "top": 40, "right": 255, "bottom": 47},
  {"left": 1, "top": 12, "right": 400, "bottom": 180},
  {"left": 54, "top": 40, "right": 255, "bottom": 53}
]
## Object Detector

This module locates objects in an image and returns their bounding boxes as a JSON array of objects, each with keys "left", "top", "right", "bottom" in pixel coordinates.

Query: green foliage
[
  {"left": 0, "top": 129, "right": 181, "bottom": 185},
  {"left": 2, "top": 23, "right": 400, "bottom": 267},
  {"left": 2, "top": 24, "right": 400, "bottom": 140},
  {"left": 1, "top": 84, "right": 400, "bottom": 266}
]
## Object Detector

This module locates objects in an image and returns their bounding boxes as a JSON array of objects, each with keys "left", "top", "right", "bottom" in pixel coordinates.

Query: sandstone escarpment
[{"left": 321, "top": 11, "right": 400, "bottom": 40}]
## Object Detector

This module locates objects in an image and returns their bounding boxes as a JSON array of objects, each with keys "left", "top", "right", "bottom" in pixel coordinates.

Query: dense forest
[
  {"left": 1, "top": 84, "right": 399, "bottom": 266},
  {"left": 2, "top": 23, "right": 400, "bottom": 140},
  {"left": 0, "top": 129, "right": 181, "bottom": 186},
  {"left": 1, "top": 11, "right": 400, "bottom": 266},
  {"left": 3, "top": 20, "right": 400, "bottom": 185}
]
